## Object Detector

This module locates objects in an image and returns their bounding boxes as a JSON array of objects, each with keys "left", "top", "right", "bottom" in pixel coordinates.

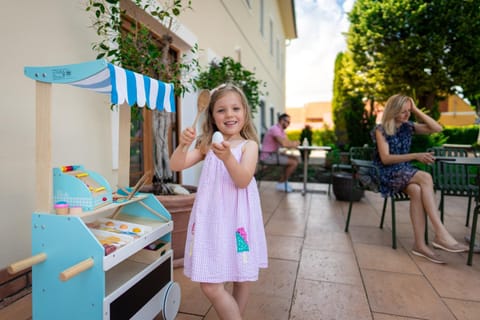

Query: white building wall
[
  {"left": 0, "top": 0, "right": 293, "bottom": 267},
  {"left": 0, "top": 0, "right": 113, "bottom": 267},
  {"left": 177, "top": 0, "right": 290, "bottom": 185}
]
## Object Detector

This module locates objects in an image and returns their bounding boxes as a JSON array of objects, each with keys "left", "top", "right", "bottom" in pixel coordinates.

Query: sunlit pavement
[{"left": 173, "top": 180, "right": 480, "bottom": 320}]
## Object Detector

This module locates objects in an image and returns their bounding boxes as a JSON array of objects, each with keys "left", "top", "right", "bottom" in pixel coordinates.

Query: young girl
[
  {"left": 373, "top": 94, "right": 468, "bottom": 264},
  {"left": 170, "top": 84, "right": 268, "bottom": 319}
]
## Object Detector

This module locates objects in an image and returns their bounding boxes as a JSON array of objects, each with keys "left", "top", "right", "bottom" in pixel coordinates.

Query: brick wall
[{"left": 0, "top": 267, "right": 31, "bottom": 310}]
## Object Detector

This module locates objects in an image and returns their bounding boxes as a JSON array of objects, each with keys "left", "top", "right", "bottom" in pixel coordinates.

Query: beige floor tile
[
  {"left": 363, "top": 269, "right": 455, "bottom": 319},
  {"left": 168, "top": 313, "right": 204, "bottom": 320},
  {"left": 290, "top": 278, "right": 371, "bottom": 320},
  {"left": 343, "top": 201, "right": 383, "bottom": 228},
  {"left": 391, "top": 221, "right": 416, "bottom": 240},
  {"left": 298, "top": 248, "right": 362, "bottom": 285},
  {"left": 174, "top": 268, "right": 211, "bottom": 316},
  {"left": 414, "top": 257, "right": 480, "bottom": 301},
  {"left": 306, "top": 209, "right": 346, "bottom": 233},
  {"left": 265, "top": 217, "right": 306, "bottom": 237},
  {"left": 372, "top": 313, "right": 418, "bottom": 319},
  {"left": 349, "top": 225, "right": 394, "bottom": 247},
  {"left": 355, "top": 243, "right": 421, "bottom": 274},
  {"left": 266, "top": 234, "right": 303, "bottom": 261},
  {"left": 443, "top": 298, "right": 480, "bottom": 320},
  {"left": 268, "top": 208, "right": 308, "bottom": 223},
  {"left": 303, "top": 230, "right": 353, "bottom": 253},
  {"left": 253, "top": 258, "right": 298, "bottom": 298},
  {"left": 242, "top": 293, "right": 291, "bottom": 320},
  {"left": 203, "top": 307, "right": 219, "bottom": 320},
  {"left": 202, "top": 292, "right": 290, "bottom": 320}
]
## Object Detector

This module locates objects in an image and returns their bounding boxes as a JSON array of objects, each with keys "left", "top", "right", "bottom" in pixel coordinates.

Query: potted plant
[
  {"left": 326, "top": 144, "right": 364, "bottom": 201},
  {"left": 86, "top": 0, "right": 199, "bottom": 265}
]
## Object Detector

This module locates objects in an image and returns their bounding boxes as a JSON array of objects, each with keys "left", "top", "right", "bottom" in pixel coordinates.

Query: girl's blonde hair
[
  {"left": 381, "top": 94, "right": 414, "bottom": 136},
  {"left": 196, "top": 83, "right": 259, "bottom": 153}
]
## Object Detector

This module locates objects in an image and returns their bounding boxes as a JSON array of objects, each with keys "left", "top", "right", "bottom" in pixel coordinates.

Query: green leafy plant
[
  {"left": 86, "top": 0, "right": 198, "bottom": 99},
  {"left": 195, "top": 56, "right": 267, "bottom": 114},
  {"left": 86, "top": 0, "right": 200, "bottom": 193}
]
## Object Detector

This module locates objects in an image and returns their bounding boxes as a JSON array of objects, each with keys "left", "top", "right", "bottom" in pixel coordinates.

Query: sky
[{"left": 286, "top": 0, "right": 355, "bottom": 107}]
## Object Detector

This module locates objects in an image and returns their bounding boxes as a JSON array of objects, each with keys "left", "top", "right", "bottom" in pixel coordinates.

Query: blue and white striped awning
[{"left": 24, "top": 59, "right": 175, "bottom": 112}]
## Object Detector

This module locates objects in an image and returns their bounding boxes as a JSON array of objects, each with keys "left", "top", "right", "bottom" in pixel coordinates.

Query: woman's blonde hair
[
  {"left": 196, "top": 83, "right": 259, "bottom": 153},
  {"left": 381, "top": 94, "right": 414, "bottom": 136}
]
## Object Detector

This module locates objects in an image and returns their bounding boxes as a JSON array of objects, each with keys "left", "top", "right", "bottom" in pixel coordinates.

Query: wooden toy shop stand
[{"left": 7, "top": 60, "right": 180, "bottom": 320}]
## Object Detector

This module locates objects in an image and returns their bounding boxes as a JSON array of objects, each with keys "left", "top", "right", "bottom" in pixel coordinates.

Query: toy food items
[
  {"left": 54, "top": 202, "right": 69, "bottom": 215},
  {"left": 89, "top": 229, "right": 133, "bottom": 256},
  {"left": 88, "top": 218, "right": 152, "bottom": 238}
]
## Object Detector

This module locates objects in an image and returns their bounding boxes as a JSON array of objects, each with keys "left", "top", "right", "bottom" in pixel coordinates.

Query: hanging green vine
[{"left": 85, "top": 0, "right": 198, "bottom": 99}]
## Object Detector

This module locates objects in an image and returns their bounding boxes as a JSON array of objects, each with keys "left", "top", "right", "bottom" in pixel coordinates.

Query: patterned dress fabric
[
  {"left": 183, "top": 141, "right": 268, "bottom": 283},
  {"left": 372, "top": 122, "right": 418, "bottom": 197}
]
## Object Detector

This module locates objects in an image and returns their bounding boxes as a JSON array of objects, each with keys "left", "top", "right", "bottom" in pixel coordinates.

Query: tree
[
  {"left": 332, "top": 52, "right": 347, "bottom": 146},
  {"left": 194, "top": 56, "right": 267, "bottom": 115},
  {"left": 346, "top": 0, "right": 480, "bottom": 111},
  {"left": 332, "top": 52, "right": 376, "bottom": 148}
]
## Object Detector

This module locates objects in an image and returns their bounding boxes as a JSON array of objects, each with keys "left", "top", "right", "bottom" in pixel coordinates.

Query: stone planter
[
  {"left": 143, "top": 185, "right": 197, "bottom": 268},
  {"left": 332, "top": 172, "right": 363, "bottom": 202}
]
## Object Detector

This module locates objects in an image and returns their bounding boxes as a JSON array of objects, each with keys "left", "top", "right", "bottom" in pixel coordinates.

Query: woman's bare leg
[
  {"left": 407, "top": 171, "right": 460, "bottom": 246},
  {"left": 232, "top": 282, "right": 250, "bottom": 316},
  {"left": 200, "top": 282, "right": 242, "bottom": 320},
  {"left": 404, "top": 183, "right": 428, "bottom": 249}
]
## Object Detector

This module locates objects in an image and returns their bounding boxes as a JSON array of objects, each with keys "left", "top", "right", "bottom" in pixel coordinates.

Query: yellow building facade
[
  {"left": 438, "top": 95, "right": 477, "bottom": 126},
  {"left": 286, "top": 101, "right": 333, "bottom": 130}
]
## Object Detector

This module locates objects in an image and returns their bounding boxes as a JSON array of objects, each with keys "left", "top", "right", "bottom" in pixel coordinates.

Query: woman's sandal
[
  {"left": 432, "top": 238, "right": 468, "bottom": 253},
  {"left": 411, "top": 247, "right": 445, "bottom": 264}
]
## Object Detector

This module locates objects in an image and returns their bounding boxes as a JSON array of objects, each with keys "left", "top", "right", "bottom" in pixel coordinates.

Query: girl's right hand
[{"left": 180, "top": 127, "right": 196, "bottom": 148}]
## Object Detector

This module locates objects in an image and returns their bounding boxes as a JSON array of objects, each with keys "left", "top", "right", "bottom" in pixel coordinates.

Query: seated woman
[{"left": 373, "top": 94, "right": 468, "bottom": 264}]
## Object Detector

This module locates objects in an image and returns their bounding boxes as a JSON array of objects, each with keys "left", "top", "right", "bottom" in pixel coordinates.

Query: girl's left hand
[{"left": 212, "top": 141, "right": 231, "bottom": 161}]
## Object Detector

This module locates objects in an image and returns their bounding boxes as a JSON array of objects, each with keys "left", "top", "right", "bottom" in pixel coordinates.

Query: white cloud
[{"left": 286, "top": 0, "right": 354, "bottom": 107}]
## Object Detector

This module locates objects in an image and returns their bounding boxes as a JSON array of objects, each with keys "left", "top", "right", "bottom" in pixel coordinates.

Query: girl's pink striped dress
[{"left": 183, "top": 140, "right": 268, "bottom": 282}]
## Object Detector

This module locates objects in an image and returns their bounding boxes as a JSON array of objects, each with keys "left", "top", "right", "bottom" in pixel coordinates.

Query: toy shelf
[{"left": 30, "top": 192, "right": 178, "bottom": 320}]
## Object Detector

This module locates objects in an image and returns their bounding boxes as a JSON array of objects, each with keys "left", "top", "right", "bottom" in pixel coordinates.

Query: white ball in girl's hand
[{"left": 212, "top": 131, "right": 224, "bottom": 144}]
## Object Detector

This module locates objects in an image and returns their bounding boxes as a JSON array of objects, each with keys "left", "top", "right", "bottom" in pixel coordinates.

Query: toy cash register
[{"left": 53, "top": 165, "right": 112, "bottom": 211}]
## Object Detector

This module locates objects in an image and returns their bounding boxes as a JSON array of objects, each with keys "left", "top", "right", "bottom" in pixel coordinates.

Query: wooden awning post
[
  {"left": 118, "top": 103, "right": 131, "bottom": 188},
  {"left": 36, "top": 81, "right": 52, "bottom": 212}
]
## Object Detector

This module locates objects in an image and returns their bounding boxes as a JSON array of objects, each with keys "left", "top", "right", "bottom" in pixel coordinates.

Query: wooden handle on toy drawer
[
  {"left": 59, "top": 257, "right": 94, "bottom": 281},
  {"left": 7, "top": 253, "right": 47, "bottom": 274}
]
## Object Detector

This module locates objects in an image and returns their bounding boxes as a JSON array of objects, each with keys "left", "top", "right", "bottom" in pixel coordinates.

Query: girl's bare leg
[
  {"left": 407, "top": 171, "right": 460, "bottom": 246},
  {"left": 232, "top": 282, "right": 250, "bottom": 316},
  {"left": 200, "top": 282, "right": 242, "bottom": 320}
]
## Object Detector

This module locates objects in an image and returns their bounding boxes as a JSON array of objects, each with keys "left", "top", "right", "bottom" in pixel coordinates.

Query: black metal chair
[
  {"left": 427, "top": 147, "right": 477, "bottom": 226},
  {"left": 344, "top": 146, "right": 427, "bottom": 249},
  {"left": 467, "top": 204, "right": 480, "bottom": 265}
]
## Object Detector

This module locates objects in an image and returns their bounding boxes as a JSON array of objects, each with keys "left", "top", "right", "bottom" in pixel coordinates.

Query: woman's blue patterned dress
[{"left": 372, "top": 122, "right": 418, "bottom": 197}]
